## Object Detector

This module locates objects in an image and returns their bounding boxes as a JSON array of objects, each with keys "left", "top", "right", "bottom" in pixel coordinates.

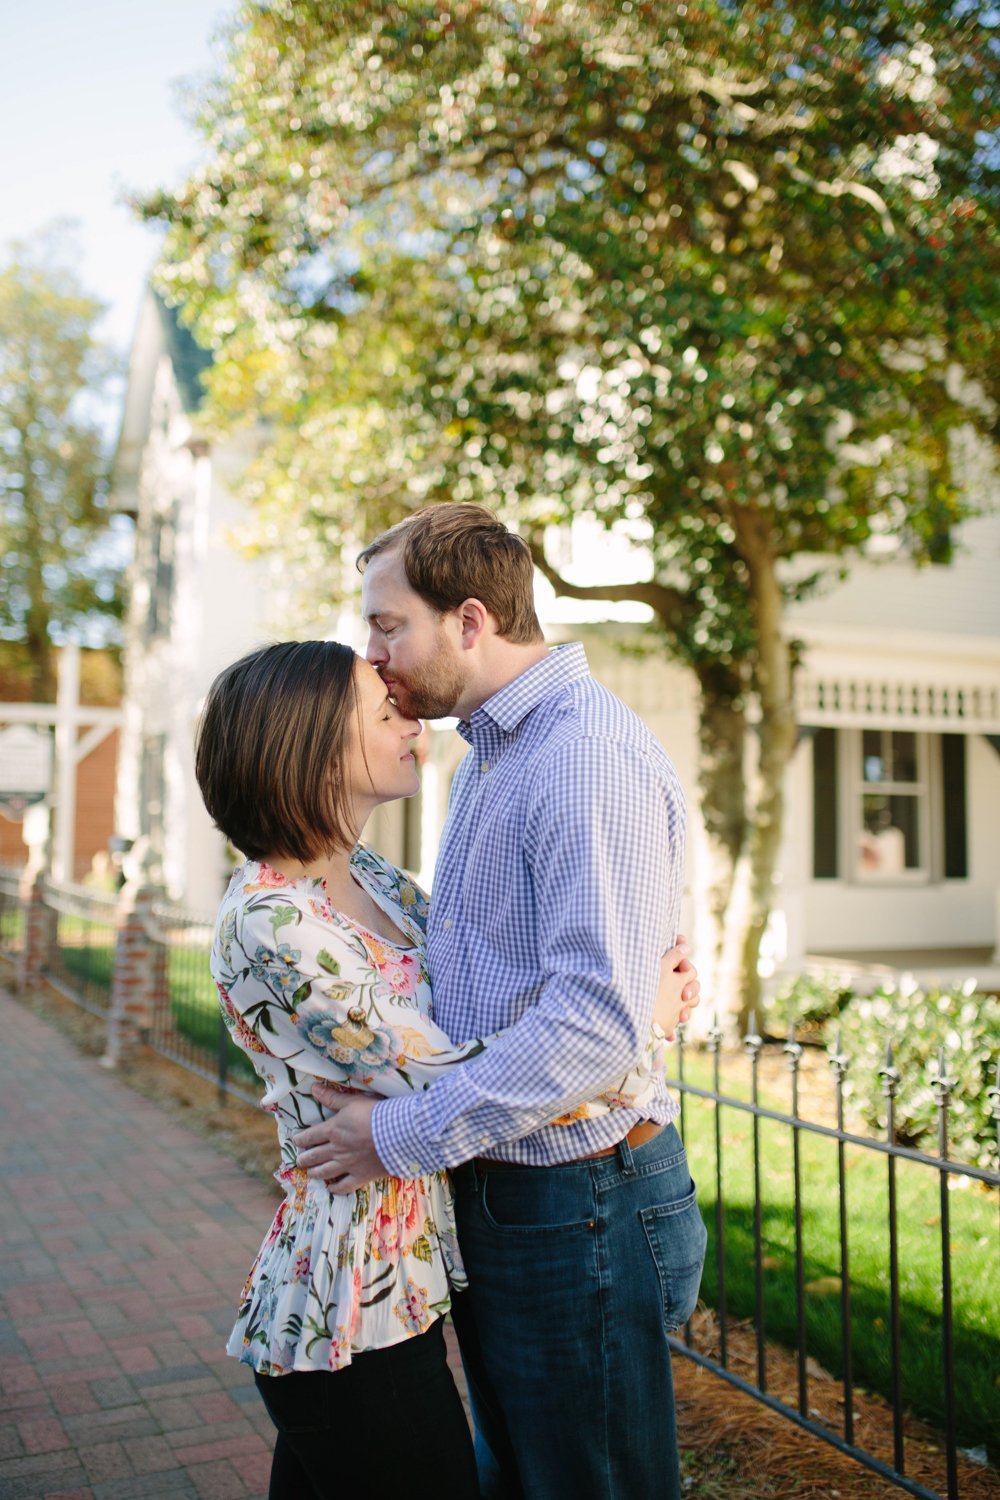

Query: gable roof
[
  {"left": 109, "top": 287, "right": 214, "bottom": 513},
  {"left": 152, "top": 293, "right": 213, "bottom": 414}
]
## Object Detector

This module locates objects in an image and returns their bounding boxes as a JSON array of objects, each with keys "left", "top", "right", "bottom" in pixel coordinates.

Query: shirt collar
[{"left": 457, "top": 643, "right": 589, "bottom": 742}]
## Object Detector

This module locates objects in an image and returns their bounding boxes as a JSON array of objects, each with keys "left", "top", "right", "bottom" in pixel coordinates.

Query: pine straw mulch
[
  {"left": 674, "top": 1306, "right": 999, "bottom": 1499},
  {"left": 7, "top": 971, "right": 998, "bottom": 1498}
]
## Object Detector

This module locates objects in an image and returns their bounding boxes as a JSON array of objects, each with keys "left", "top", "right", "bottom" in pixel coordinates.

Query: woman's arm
[{"left": 213, "top": 891, "right": 493, "bottom": 1099}]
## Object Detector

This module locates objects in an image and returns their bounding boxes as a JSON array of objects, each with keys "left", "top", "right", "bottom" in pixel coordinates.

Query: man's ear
[{"left": 456, "top": 597, "right": 491, "bottom": 650}]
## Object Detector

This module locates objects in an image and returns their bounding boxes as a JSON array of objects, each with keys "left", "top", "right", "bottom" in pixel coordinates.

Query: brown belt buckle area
[{"left": 474, "top": 1120, "right": 663, "bottom": 1174}]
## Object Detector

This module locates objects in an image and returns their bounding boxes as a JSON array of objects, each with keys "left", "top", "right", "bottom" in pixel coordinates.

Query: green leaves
[
  {"left": 268, "top": 905, "right": 300, "bottom": 934},
  {"left": 0, "top": 229, "right": 122, "bottom": 699}
]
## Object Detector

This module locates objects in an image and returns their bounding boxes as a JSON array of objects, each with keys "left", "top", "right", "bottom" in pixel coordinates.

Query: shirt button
[
  {"left": 442, "top": 917, "right": 453, "bottom": 930},
  {"left": 481, "top": 761, "right": 490, "bottom": 773}
]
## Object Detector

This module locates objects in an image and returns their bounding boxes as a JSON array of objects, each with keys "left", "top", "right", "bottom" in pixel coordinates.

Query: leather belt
[{"left": 472, "top": 1119, "right": 663, "bottom": 1172}]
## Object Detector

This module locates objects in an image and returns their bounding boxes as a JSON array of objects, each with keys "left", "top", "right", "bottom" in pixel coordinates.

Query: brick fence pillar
[
  {"left": 103, "top": 882, "right": 168, "bottom": 1067},
  {"left": 17, "top": 870, "right": 57, "bottom": 994}
]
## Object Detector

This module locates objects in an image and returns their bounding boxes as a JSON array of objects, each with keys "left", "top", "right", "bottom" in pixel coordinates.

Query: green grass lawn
[
  {"left": 55, "top": 937, "right": 257, "bottom": 1089},
  {"left": 673, "top": 1052, "right": 999, "bottom": 1450}
]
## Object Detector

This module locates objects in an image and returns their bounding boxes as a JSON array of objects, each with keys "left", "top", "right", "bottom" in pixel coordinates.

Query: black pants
[{"left": 253, "top": 1318, "right": 481, "bottom": 1499}]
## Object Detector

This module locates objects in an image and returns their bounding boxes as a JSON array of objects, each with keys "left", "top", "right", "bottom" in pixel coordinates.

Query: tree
[
  {"left": 0, "top": 232, "right": 122, "bottom": 701},
  {"left": 146, "top": 1, "right": 999, "bottom": 1023}
]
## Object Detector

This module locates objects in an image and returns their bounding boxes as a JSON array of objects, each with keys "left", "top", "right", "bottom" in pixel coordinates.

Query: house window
[
  {"left": 857, "top": 730, "right": 924, "bottom": 878},
  {"left": 811, "top": 729, "right": 967, "bottom": 882}
]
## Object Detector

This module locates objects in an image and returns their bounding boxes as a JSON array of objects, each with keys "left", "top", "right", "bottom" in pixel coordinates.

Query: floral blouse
[{"left": 211, "top": 844, "right": 667, "bottom": 1376}]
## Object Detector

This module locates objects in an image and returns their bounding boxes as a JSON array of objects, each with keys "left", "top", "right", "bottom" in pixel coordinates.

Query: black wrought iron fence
[
  {"left": 143, "top": 898, "right": 258, "bottom": 1106},
  {"left": 42, "top": 878, "right": 117, "bottom": 1016},
  {"left": 667, "top": 1018, "right": 1000, "bottom": 1500}
]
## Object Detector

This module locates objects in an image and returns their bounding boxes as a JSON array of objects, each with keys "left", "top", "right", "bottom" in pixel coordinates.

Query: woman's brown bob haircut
[
  {"left": 195, "top": 641, "right": 360, "bottom": 863},
  {"left": 357, "top": 503, "right": 544, "bottom": 645}
]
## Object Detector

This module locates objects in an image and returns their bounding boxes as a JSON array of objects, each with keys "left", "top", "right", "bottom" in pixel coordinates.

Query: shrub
[
  {"left": 831, "top": 979, "right": 999, "bottom": 1170},
  {"left": 768, "top": 971, "right": 854, "bottom": 1038}
]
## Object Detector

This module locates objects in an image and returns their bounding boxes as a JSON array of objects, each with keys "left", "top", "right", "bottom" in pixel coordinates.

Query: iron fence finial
[
  {"left": 879, "top": 1039, "right": 900, "bottom": 1099},
  {"left": 828, "top": 1026, "right": 850, "bottom": 1081}
]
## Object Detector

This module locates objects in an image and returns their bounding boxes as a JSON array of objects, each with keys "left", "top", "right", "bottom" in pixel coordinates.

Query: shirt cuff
[{"left": 371, "top": 1096, "right": 445, "bottom": 1178}]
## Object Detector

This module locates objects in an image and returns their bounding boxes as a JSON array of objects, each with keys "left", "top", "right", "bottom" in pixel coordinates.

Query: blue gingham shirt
[{"left": 372, "top": 643, "right": 685, "bottom": 1174}]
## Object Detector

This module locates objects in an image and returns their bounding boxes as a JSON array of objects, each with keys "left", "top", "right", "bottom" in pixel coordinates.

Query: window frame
[{"left": 843, "top": 727, "right": 932, "bottom": 885}]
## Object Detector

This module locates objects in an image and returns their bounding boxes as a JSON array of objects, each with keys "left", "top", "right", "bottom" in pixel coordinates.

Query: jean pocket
[
  {"left": 640, "top": 1184, "right": 707, "bottom": 1331},
  {"left": 480, "top": 1172, "right": 596, "bottom": 1235}
]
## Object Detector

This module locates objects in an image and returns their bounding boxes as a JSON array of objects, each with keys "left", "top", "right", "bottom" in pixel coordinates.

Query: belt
[{"left": 472, "top": 1119, "right": 663, "bottom": 1172}]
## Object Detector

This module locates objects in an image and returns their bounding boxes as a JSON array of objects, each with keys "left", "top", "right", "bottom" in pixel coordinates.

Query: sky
[{"left": 0, "top": 0, "right": 233, "bottom": 360}]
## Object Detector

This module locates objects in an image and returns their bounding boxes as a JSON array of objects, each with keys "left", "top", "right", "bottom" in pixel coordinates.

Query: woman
[{"left": 195, "top": 640, "right": 694, "bottom": 1500}]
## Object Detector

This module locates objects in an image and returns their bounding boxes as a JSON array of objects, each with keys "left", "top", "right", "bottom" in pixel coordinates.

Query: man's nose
[{"left": 365, "top": 632, "right": 386, "bottom": 665}]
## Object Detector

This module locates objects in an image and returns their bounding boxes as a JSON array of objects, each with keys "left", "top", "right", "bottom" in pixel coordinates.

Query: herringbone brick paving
[{"left": 0, "top": 984, "right": 468, "bottom": 1498}]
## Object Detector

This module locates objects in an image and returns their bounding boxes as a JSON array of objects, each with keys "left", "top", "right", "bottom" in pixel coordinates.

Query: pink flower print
[
  {"left": 370, "top": 1202, "right": 401, "bottom": 1261},
  {"left": 349, "top": 1267, "right": 363, "bottom": 1340},
  {"left": 218, "top": 985, "right": 268, "bottom": 1054},
  {"left": 382, "top": 950, "right": 420, "bottom": 997},
  {"left": 370, "top": 1178, "right": 424, "bottom": 1260},
  {"left": 263, "top": 1201, "right": 289, "bottom": 1249},
  {"left": 292, "top": 1249, "right": 311, "bottom": 1283},
  {"left": 246, "top": 861, "right": 292, "bottom": 889},
  {"left": 393, "top": 1279, "right": 430, "bottom": 1335},
  {"left": 327, "top": 1329, "right": 352, "bottom": 1371},
  {"left": 362, "top": 935, "right": 420, "bottom": 997}
]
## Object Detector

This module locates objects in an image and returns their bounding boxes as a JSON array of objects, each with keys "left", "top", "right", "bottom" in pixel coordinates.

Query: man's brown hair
[
  {"left": 357, "top": 503, "right": 543, "bottom": 644},
  {"left": 195, "top": 641, "right": 360, "bottom": 863}
]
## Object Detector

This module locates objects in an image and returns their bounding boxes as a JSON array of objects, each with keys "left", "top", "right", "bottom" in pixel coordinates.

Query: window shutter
[
  {"left": 812, "top": 728, "right": 838, "bottom": 879},
  {"left": 941, "top": 735, "right": 967, "bottom": 879}
]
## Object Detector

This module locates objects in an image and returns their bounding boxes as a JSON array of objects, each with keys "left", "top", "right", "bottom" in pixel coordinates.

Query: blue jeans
[{"left": 449, "top": 1123, "right": 707, "bottom": 1499}]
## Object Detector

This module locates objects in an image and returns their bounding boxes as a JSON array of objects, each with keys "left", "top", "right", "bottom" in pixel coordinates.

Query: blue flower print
[
  {"left": 297, "top": 1001, "right": 400, "bottom": 1078},
  {"left": 250, "top": 943, "right": 306, "bottom": 995}
]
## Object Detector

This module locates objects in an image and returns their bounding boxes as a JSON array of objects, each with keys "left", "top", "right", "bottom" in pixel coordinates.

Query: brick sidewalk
[
  {"left": 0, "top": 986, "right": 280, "bottom": 1498},
  {"left": 0, "top": 986, "right": 396, "bottom": 1499}
]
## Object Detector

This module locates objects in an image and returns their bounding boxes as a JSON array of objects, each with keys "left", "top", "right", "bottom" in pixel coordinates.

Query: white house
[{"left": 111, "top": 296, "right": 1000, "bottom": 988}]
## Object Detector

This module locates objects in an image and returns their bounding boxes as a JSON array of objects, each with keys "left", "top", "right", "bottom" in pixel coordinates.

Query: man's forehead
[{"left": 361, "top": 550, "right": 413, "bottom": 618}]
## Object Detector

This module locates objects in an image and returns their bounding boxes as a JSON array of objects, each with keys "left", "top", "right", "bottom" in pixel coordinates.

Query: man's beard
[{"left": 386, "top": 656, "right": 466, "bottom": 720}]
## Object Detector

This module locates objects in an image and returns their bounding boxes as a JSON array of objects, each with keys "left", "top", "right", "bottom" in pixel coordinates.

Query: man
[{"left": 295, "top": 504, "right": 706, "bottom": 1498}]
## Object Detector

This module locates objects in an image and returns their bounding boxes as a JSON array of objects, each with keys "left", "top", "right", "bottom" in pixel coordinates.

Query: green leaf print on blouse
[
  {"left": 219, "top": 909, "right": 237, "bottom": 964},
  {"left": 268, "top": 905, "right": 300, "bottom": 934}
]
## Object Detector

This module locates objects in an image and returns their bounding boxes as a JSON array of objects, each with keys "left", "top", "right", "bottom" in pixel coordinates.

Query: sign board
[{"left": 0, "top": 724, "right": 54, "bottom": 819}]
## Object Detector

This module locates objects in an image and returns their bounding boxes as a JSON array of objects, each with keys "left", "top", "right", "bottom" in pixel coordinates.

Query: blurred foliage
[
  {"left": 770, "top": 971, "right": 1000, "bottom": 1167},
  {"left": 145, "top": 0, "right": 999, "bottom": 636},
  {"left": 0, "top": 230, "right": 123, "bottom": 701},
  {"left": 768, "top": 969, "right": 855, "bottom": 1037}
]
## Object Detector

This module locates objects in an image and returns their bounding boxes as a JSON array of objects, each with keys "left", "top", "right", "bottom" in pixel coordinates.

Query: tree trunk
[
  {"left": 691, "top": 660, "right": 749, "bottom": 1019},
  {"left": 20, "top": 441, "right": 56, "bottom": 702},
  {"left": 729, "top": 508, "right": 799, "bottom": 1034}
]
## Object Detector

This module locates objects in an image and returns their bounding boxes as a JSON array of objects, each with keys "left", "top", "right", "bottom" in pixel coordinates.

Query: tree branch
[{"left": 526, "top": 532, "right": 690, "bottom": 634}]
